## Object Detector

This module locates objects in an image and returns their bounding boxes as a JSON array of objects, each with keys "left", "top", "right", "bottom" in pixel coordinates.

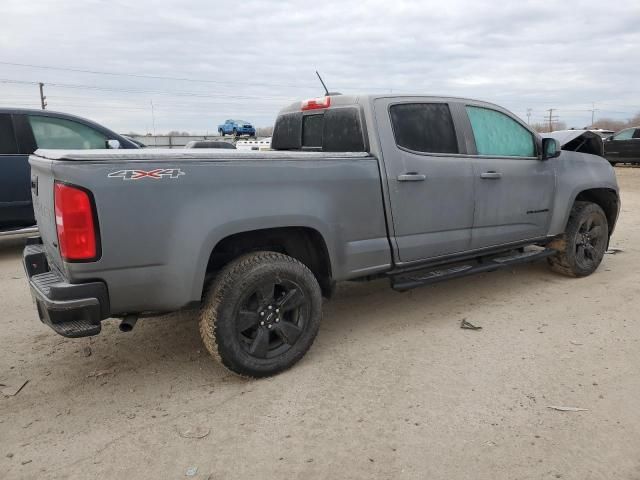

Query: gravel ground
[{"left": 1, "top": 167, "right": 639, "bottom": 480}]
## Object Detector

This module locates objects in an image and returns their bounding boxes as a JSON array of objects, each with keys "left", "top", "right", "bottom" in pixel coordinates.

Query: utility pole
[
  {"left": 526, "top": 108, "right": 532, "bottom": 125},
  {"left": 590, "top": 102, "right": 598, "bottom": 127},
  {"left": 38, "top": 82, "right": 47, "bottom": 110},
  {"left": 546, "top": 108, "right": 559, "bottom": 132},
  {"left": 150, "top": 99, "right": 156, "bottom": 136}
]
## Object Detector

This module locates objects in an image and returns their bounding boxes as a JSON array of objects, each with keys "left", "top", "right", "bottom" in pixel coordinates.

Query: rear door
[
  {"left": 0, "top": 113, "right": 33, "bottom": 228},
  {"left": 462, "top": 104, "right": 554, "bottom": 249},
  {"left": 374, "top": 98, "right": 475, "bottom": 263}
]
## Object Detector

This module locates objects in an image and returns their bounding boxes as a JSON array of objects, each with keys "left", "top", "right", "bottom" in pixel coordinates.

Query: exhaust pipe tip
[{"left": 119, "top": 315, "right": 138, "bottom": 333}]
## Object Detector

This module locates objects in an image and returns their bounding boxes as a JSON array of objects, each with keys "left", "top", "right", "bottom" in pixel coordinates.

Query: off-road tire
[
  {"left": 548, "top": 201, "right": 608, "bottom": 277},
  {"left": 199, "top": 251, "right": 322, "bottom": 378}
]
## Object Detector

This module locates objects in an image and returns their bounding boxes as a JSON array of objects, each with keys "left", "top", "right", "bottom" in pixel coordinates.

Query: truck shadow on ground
[
  {"left": 0, "top": 237, "right": 27, "bottom": 260},
  {"left": 29, "top": 260, "right": 562, "bottom": 392}
]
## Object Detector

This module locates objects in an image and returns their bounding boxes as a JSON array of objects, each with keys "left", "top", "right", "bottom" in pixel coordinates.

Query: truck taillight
[
  {"left": 301, "top": 96, "right": 331, "bottom": 111},
  {"left": 54, "top": 182, "right": 98, "bottom": 261}
]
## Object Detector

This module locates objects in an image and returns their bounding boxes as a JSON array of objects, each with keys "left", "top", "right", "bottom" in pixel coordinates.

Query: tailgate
[{"left": 29, "top": 154, "right": 64, "bottom": 270}]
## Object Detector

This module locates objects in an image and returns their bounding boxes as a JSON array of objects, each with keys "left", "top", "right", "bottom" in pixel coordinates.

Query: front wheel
[
  {"left": 199, "top": 252, "right": 323, "bottom": 377},
  {"left": 548, "top": 201, "right": 608, "bottom": 277}
]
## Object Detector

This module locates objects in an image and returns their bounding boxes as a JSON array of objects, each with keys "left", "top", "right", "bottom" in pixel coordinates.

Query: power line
[
  {"left": 0, "top": 60, "right": 319, "bottom": 90},
  {"left": 0, "top": 78, "right": 297, "bottom": 101},
  {"left": 0, "top": 60, "right": 393, "bottom": 92}
]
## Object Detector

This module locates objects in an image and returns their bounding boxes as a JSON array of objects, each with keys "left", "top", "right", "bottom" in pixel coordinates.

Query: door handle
[
  {"left": 480, "top": 171, "right": 502, "bottom": 179},
  {"left": 397, "top": 173, "right": 426, "bottom": 182}
]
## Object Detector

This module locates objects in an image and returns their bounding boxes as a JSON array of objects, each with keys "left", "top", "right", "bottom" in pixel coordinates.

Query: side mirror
[
  {"left": 107, "top": 139, "right": 121, "bottom": 149},
  {"left": 542, "top": 138, "right": 560, "bottom": 160},
  {"left": 606, "top": 135, "right": 614, "bottom": 141}
]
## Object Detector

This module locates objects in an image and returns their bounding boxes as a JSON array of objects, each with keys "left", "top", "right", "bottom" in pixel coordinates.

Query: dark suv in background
[
  {"left": 604, "top": 126, "right": 640, "bottom": 165},
  {"left": 0, "top": 109, "right": 138, "bottom": 231}
]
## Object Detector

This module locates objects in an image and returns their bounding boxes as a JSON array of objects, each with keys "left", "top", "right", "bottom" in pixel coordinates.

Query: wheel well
[
  {"left": 206, "top": 227, "right": 333, "bottom": 297},
  {"left": 574, "top": 188, "right": 619, "bottom": 234}
]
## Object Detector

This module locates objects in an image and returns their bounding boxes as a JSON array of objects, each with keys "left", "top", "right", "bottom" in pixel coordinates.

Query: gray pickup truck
[{"left": 23, "top": 94, "right": 620, "bottom": 377}]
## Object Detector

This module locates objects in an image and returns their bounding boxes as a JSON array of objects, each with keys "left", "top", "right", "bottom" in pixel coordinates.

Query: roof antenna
[{"left": 316, "top": 70, "right": 330, "bottom": 96}]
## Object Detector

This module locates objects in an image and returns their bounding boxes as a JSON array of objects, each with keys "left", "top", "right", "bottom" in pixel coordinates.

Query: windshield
[{"left": 235, "top": 120, "right": 251, "bottom": 125}]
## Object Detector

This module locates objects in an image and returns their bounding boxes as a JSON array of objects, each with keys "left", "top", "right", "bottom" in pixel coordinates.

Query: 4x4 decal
[{"left": 108, "top": 168, "right": 185, "bottom": 180}]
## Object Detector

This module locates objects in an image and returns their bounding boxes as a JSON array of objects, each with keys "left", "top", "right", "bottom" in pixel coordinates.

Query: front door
[
  {"left": 463, "top": 105, "right": 555, "bottom": 249},
  {"left": 605, "top": 127, "right": 636, "bottom": 162},
  {"left": 374, "top": 99, "right": 475, "bottom": 263}
]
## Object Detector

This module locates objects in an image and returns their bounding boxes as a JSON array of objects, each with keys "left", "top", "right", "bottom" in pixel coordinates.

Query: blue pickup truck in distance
[{"left": 218, "top": 119, "right": 256, "bottom": 137}]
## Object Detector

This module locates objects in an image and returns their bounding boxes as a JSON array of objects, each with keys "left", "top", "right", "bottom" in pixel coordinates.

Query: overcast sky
[{"left": 0, "top": 0, "right": 639, "bottom": 134}]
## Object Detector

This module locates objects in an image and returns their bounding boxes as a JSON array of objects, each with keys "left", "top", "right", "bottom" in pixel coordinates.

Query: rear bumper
[{"left": 23, "top": 239, "right": 110, "bottom": 338}]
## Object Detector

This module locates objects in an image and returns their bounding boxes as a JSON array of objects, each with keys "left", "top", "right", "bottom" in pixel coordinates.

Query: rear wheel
[
  {"left": 548, "top": 201, "right": 608, "bottom": 277},
  {"left": 199, "top": 252, "right": 323, "bottom": 377}
]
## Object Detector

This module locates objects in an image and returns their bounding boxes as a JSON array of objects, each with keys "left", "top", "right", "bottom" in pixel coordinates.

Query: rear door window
[
  {"left": 0, "top": 114, "right": 19, "bottom": 154},
  {"left": 28, "top": 115, "right": 108, "bottom": 149},
  {"left": 389, "top": 103, "right": 459, "bottom": 154},
  {"left": 466, "top": 106, "right": 535, "bottom": 157}
]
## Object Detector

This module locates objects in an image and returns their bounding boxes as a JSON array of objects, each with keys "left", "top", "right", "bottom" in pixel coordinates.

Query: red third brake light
[
  {"left": 301, "top": 96, "right": 331, "bottom": 111},
  {"left": 54, "top": 182, "right": 98, "bottom": 261}
]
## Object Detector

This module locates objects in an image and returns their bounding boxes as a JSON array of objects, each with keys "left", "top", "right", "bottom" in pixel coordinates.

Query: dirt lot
[{"left": 2, "top": 168, "right": 640, "bottom": 480}]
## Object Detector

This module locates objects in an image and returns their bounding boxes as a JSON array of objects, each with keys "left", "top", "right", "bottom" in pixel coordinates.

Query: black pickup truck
[
  {"left": 0, "top": 108, "right": 138, "bottom": 232},
  {"left": 604, "top": 126, "right": 640, "bottom": 165}
]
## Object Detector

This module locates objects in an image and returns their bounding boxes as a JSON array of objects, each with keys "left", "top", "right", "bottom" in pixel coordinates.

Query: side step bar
[{"left": 390, "top": 248, "right": 557, "bottom": 292}]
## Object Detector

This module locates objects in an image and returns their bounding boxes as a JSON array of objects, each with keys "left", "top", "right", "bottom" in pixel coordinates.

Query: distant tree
[
  {"left": 627, "top": 112, "right": 640, "bottom": 127},
  {"left": 257, "top": 126, "right": 274, "bottom": 137},
  {"left": 591, "top": 118, "right": 627, "bottom": 131},
  {"left": 531, "top": 121, "right": 566, "bottom": 133},
  {"left": 166, "top": 130, "right": 191, "bottom": 136}
]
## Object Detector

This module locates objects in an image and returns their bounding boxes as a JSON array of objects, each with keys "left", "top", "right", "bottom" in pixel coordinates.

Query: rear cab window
[{"left": 273, "top": 106, "right": 366, "bottom": 152}]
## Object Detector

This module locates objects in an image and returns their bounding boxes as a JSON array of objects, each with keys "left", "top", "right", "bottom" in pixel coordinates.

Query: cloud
[{"left": 0, "top": 0, "right": 638, "bottom": 132}]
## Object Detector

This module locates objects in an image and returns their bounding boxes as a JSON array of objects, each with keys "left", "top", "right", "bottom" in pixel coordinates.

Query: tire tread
[{"left": 199, "top": 251, "right": 321, "bottom": 378}]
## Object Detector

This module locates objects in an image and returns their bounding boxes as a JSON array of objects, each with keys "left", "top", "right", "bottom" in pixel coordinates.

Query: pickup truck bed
[
  {"left": 24, "top": 93, "right": 620, "bottom": 377},
  {"left": 30, "top": 149, "right": 390, "bottom": 314}
]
